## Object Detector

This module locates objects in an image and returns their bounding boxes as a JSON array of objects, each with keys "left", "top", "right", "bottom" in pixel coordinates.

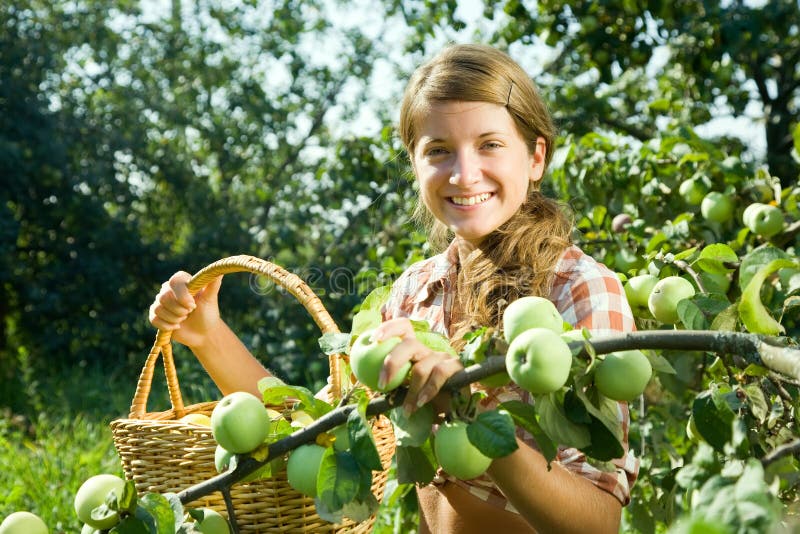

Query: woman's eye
[
  {"left": 482, "top": 141, "right": 502, "bottom": 150},
  {"left": 426, "top": 147, "right": 448, "bottom": 156}
]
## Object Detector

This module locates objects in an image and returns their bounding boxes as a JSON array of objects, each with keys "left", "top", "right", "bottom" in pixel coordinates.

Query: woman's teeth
[{"left": 451, "top": 193, "right": 491, "bottom": 206}]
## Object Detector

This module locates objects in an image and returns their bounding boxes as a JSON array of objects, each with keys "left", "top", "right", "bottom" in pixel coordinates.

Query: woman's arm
[{"left": 487, "top": 440, "right": 621, "bottom": 534}]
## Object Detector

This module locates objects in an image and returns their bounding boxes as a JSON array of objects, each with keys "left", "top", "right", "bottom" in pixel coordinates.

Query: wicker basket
[{"left": 110, "top": 255, "right": 395, "bottom": 533}]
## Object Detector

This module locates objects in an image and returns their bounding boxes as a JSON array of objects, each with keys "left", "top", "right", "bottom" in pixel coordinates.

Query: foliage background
[{"left": 1, "top": 0, "right": 798, "bottom": 532}]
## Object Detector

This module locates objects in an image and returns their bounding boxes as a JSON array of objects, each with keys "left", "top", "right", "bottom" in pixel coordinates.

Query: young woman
[{"left": 149, "top": 44, "right": 638, "bottom": 533}]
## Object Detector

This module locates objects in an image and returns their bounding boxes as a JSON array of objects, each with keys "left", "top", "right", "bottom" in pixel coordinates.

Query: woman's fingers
[
  {"left": 373, "top": 317, "right": 463, "bottom": 413},
  {"left": 403, "top": 353, "right": 463, "bottom": 416},
  {"left": 148, "top": 271, "right": 195, "bottom": 328},
  {"left": 377, "top": 337, "right": 428, "bottom": 390},
  {"left": 168, "top": 271, "right": 196, "bottom": 310},
  {"left": 373, "top": 317, "right": 415, "bottom": 342}
]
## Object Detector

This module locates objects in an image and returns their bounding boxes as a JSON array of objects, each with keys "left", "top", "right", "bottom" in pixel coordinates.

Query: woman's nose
[{"left": 449, "top": 152, "right": 480, "bottom": 186}]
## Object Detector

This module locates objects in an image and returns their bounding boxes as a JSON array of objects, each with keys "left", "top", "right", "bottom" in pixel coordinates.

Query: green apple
[
  {"left": 211, "top": 392, "right": 270, "bottom": 454},
  {"left": 0, "top": 511, "right": 48, "bottom": 534},
  {"left": 700, "top": 192, "right": 734, "bottom": 223},
  {"left": 434, "top": 420, "right": 492, "bottom": 480},
  {"left": 746, "top": 204, "right": 783, "bottom": 237},
  {"left": 742, "top": 202, "right": 766, "bottom": 228},
  {"left": 647, "top": 276, "right": 695, "bottom": 325},
  {"left": 623, "top": 274, "right": 659, "bottom": 318},
  {"left": 505, "top": 328, "right": 573, "bottom": 395},
  {"left": 678, "top": 177, "right": 708, "bottom": 205},
  {"left": 74, "top": 474, "right": 126, "bottom": 530},
  {"left": 349, "top": 329, "right": 407, "bottom": 391},
  {"left": 193, "top": 508, "right": 230, "bottom": 534},
  {"left": 286, "top": 443, "right": 326, "bottom": 497},
  {"left": 594, "top": 350, "right": 652, "bottom": 401},
  {"left": 502, "top": 296, "right": 564, "bottom": 343},
  {"left": 611, "top": 213, "right": 632, "bottom": 232}
]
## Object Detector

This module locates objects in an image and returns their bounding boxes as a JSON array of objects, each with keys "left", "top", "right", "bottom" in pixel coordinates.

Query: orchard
[{"left": 3, "top": 0, "right": 800, "bottom": 532}]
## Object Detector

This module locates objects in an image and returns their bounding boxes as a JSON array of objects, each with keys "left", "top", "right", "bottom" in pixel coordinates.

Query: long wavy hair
[{"left": 399, "top": 44, "right": 573, "bottom": 348}]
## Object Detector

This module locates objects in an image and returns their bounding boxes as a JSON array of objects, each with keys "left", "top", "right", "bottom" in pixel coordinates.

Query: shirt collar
[{"left": 412, "top": 239, "right": 461, "bottom": 304}]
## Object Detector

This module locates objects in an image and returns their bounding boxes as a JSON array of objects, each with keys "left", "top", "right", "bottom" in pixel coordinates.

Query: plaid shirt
[{"left": 382, "top": 241, "right": 639, "bottom": 512}]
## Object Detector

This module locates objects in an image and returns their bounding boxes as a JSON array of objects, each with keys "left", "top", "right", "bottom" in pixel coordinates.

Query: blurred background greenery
[{"left": 1, "top": 0, "right": 798, "bottom": 531}]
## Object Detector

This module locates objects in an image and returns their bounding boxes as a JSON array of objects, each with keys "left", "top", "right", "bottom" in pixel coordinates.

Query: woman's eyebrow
[{"left": 419, "top": 131, "right": 508, "bottom": 145}]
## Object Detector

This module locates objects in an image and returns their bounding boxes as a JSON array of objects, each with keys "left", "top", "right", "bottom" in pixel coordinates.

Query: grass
[
  {"left": 0, "top": 411, "right": 121, "bottom": 532},
  {"left": 0, "top": 358, "right": 415, "bottom": 532}
]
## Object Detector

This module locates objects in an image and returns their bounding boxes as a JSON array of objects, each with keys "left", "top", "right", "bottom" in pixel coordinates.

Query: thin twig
[{"left": 761, "top": 438, "right": 800, "bottom": 468}]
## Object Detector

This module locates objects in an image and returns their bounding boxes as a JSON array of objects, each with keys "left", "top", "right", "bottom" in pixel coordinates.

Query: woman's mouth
[{"left": 450, "top": 193, "right": 493, "bottom": 206}]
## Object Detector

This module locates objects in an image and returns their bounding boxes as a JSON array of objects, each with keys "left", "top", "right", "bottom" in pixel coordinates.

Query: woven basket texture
[{"left": 110, "top": 256, "right": 395, "bottom": 532}]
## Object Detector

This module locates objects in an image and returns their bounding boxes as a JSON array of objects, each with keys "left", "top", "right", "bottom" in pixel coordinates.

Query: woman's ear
[{"left": 528, "top": 137, "right": 547, "bottom": 184}]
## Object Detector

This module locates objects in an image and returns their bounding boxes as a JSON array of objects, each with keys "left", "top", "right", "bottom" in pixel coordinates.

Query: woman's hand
[
  {"left": 148, "top": 271, "right": 224, "bottom": 349},
  {"left": 374, "top": 318, "right": 463, "bottom": 416}
]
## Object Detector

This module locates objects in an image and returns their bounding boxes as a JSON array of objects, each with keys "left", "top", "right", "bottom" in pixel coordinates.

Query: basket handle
[{"left": 128, "top": 255, "right": 344, "bottom": 418}]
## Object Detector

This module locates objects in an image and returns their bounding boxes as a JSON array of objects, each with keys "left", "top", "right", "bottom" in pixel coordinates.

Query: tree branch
[
  {"left": 761, "top": 438, "right": 800, "bottom": 468},
  {"left": 176, "top": 330, "right": 799, "bottom": 505}
]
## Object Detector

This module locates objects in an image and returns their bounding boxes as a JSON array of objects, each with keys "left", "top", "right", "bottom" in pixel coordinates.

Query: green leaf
[
  {"left": 409, "top": 319, "right": 434, "bottom": 333},
  {"left": 582, "top": 416, "right": 624, "bottom": 462},
  {"left": 90, "top": 504, "right": 118, "bottom": 528},
  {"left": 739, "top": 246, "right": 793, "bottom": 291},
  {"left": 678, "top": 295, "right": 731, "bottom": 330},
  {"left": 696, "top": 244, "right": 738, "bottom": 274},
  {"left": 693, "top": 390, "right": 735, "bottom": 453},
  {"left": 571, "top": 385, "right": 624, "bottom": 444},
  {"left": 710, "top": 303, "right": 740, "bottom": 331},
  {"left": 319, "top": 333, "right": 352, "bottom": 356},
  {"left": 317, "top": 448, "right": 362, "bottom": 513},
  {"left": 359, "top": 285, "right": 392, "bottom": 312},
  {"left": 136, "top": 492, "right": 176, "bottom": 534},
  {"left": 535, "top": 392, "right": 591, "bottom": 450},
  {"left": 351, "top": 309, "right": 382, "bottom": 338},
  {"left": 117, "top": 480, "right": 138, "bottom": 515},
  {"left": 340, "top": 490, "right": 379, "bottom": 523},
  {"left": 389, "top": 405, "right": 433, "bottom": 448},
  {"left": 347, "top": 403, "right": 383, "bottom": 472},
  {"left": 415, "top": 331, "right": 457, "bottom": 356},
  {"left": 466, "top": 410, "right": 519, "bottom": 458},
  {"left": 395, "top": 444, "right": 436, "bottom": 485},
  {"left": 499, "top": 400, "right": 558, "bottom": 463},
  {"left": 163, "top": 493, "right": 185, "bottom": 530},
  {"left": 259, "top": 382, "right": 332, "bottom": 419},
  {"left": 644, "top": 351, "right": 676, "bottom": 375},
  {"left": 739, "top": 258, "right": 797, "bottom": 335},
  {"left": 742, "top": 383, "right": 769, "bottom": 423}
]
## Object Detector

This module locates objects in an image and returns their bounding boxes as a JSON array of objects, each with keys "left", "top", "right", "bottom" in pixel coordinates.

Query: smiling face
[{"left": 411, "top": 100, "right": 546, "bottom": 247}]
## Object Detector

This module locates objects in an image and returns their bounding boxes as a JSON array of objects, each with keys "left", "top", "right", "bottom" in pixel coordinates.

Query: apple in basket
[
  {"left": 210, "top": 392, "right": 271, "bottom": 454},
  {"left": 187, "top": 507, "right": 231, "bottom": 534}
]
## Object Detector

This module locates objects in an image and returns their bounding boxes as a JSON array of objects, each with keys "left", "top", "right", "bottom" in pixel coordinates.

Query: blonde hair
[{"left": 399, "top": 43, "right": 573, "bottom": 348}]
